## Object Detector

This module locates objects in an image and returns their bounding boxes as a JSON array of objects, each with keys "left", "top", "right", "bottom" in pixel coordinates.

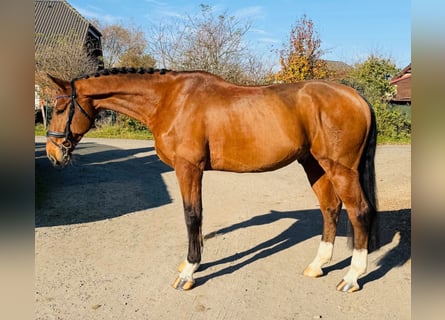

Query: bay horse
[{"left": 45, "top": 67, "right": 378, "bottom": 293}]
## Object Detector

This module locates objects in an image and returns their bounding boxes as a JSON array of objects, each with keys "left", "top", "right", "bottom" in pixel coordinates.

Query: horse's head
[{"left": 46, "top": 75, "right": 95, "bottom": 167}]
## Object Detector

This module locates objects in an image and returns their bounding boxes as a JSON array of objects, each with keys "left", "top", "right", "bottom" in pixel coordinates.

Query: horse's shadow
[
  {"left": 35, "top": 141, "right": 173, "bottom": 227},
  {"left": 196, "top": 208, "right": 411, "bottom": 289}
]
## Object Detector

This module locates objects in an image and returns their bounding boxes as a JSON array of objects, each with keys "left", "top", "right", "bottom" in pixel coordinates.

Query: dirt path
[{"left": 35, "top": 137, "right": 411, "bottom": 319}]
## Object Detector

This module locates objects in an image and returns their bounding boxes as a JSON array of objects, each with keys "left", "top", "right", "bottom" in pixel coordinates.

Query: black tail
[
  {"left": 359, "top": 100, "right": 379, "bottom": 251},
  {"left": 347, "top": 99, "right": 379, "bottom": 251}
]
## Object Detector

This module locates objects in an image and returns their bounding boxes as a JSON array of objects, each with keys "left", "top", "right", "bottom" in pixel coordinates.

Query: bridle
[{"left": 46, "top": 80, "right": 94, "bottom": 162}]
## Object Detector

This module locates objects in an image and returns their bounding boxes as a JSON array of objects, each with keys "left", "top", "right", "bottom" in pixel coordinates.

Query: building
[
  {"left": 35, "top": 0, "right": 103, "bottom": 69},
  {"left": 390, "top": 63, "right": 411, "bottom": 105}
]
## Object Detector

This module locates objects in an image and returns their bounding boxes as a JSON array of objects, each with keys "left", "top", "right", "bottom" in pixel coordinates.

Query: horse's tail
[
  {"left": 359, "top": 99, "right": 379, "bottom": 251},
  {"left": 347, "top": 98, "right": 379, "bottom": 251}
]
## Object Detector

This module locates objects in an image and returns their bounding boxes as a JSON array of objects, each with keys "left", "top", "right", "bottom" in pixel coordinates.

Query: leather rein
[{"left": 46, "top": 80, "right": 94, "bottom": 160}]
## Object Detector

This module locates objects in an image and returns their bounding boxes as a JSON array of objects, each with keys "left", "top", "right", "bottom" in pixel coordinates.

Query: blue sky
[{"left": 69, "top": 0, "right": 411, "bottom": 68}]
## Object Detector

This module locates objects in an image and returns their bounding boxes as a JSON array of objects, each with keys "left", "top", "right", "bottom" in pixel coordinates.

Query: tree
[
  {"left": 97, "top": 21, "right": 155, "bottom": 69},
  {"left": 276, "top": 14, "right": 331, "bottom": 82},
  {"left": 343, "top": 54, "right": 399, "bottom": 104},
  {"left": 117, "top": 50, "right": 155, "bottom": 68},
  {"left": 342, "top": 54, "right": 410, "bottom": 141},
  {"left": 147, "top": 4, "right": 271, "bottom": 84}
]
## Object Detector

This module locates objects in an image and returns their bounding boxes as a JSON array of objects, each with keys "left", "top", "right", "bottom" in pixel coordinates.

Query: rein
[{"left": 46, "top": 80, "right": 94, "bottom": 159}]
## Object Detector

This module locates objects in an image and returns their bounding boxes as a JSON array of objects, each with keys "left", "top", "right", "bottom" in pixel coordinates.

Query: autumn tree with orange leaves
[{"left": 276, "top": 14, "right": 331, "bottom": 83}]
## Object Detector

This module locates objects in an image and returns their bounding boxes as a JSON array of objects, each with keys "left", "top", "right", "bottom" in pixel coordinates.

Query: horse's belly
[
  {"left": 207, "top": 108, "right": 307, "bottom": 172},
  {"left": 209, "top": 142, "right": 306, "bottom": 172}
]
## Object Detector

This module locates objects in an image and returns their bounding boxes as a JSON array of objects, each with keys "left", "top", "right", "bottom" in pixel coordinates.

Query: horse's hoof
[
  {"left": 336, "top": 279, "right": 360, "bottom": 293},
  {"left": 172, "top": 277, "right": 195, "bottom": 291},
  {"left": 303, "top": 265, "right": 324, "bottom": 278}
]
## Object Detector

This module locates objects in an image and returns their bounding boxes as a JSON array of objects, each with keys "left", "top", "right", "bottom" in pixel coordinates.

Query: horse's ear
[{"left": 47, "top": 74, "right": 70, "bottom": 91}]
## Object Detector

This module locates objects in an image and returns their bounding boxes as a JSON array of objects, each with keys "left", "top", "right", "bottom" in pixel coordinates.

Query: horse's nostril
[{"left": 47, "top": 153, "right": 59, "bottom": 166}]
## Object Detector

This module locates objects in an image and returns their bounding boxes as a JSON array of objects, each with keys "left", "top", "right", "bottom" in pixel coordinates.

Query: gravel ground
[{"left": 35, "top": 137, "right": 411, "bottom": 319}]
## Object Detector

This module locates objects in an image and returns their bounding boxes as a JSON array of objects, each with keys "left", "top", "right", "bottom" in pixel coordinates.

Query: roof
[
  {"left": 35, "top": 0, "right": 101, "bottom": 51},
  {"left": 390, "top": 63, "right": 411, "bottom": 84}
]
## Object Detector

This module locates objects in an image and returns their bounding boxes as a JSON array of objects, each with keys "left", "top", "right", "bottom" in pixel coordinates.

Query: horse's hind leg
[
  {"left": 171, "top": 157, "right": 204, "bottom": 291},
  {"left": 301, "top": 155, "right": 342, "bottom": 278},
  {"left": 318, "top": 158, "right": 371, "bottom": 293}
]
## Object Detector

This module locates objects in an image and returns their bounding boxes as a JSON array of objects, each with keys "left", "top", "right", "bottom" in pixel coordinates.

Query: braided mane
[{"left": 75, "top": 67, "right": 171, "bottom": 80}]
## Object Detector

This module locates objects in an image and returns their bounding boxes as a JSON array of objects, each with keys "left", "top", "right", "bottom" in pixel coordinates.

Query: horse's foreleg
[
  {"left": 171, "top": 158, "right": 204, "bottom": 291},
  {"left": 172, "top": 201, "right": 203, "bottom": 290},
  {"left": 301, "top": 155, "right": 342, "bottom": 278}
]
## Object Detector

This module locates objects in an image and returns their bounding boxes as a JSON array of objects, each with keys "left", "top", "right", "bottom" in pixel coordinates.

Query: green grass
[
  {"left": 377, "top": 135, "right": 411, "bottom": 145},
  {"left": 35, "top": 124, "right": 47, "bottom": 136},
  {"left": 84, "top": 124, "right": 153, "bottom": 139}
]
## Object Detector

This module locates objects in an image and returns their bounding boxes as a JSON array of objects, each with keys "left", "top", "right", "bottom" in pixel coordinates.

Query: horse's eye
[
  {"left": 55, "top": 102, "right": 68, "bottom": 114},
  {"left": 56, "top": 107, "right": 66, "bottom": 115}
]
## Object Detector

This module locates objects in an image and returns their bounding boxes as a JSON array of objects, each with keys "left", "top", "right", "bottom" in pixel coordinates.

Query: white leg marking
[
  {"left": 343, "top": 248, "right": 368, "bottom": 285},
  {"left": 179, "top": 260, "right": 200, "bottom": 281},
  {"left": 304, "top": 241, "right": 333, "bottom": 277},
  {"left": 312, "top": 241, "right": 334, "bottom": 267}
]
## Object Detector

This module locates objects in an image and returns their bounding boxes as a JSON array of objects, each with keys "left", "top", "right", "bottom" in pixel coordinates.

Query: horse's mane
[
  {"left": 75, "top": 67, "right": 171, "bottom": 80},
  {"left": 74, "top": 67, "right": 236, "bottom": 86}
]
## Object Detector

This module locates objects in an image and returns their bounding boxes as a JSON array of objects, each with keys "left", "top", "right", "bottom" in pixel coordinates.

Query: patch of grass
[
  {"left": 84, "top": 124, "right": 153, "bottom": 140},
  {"left": 35, "top": 123, "right": 46, "bottom": 136},
  {"left": 377, "top": 135, "right": 411, "bottom": 145}
]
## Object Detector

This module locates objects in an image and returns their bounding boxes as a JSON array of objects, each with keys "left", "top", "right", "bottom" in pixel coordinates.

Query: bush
[
  {"left": 374, "top": 102, "right": 411, "bottom": 142},
  {"left": 341, "top": 55, "right": 410, "bottom": 143}
]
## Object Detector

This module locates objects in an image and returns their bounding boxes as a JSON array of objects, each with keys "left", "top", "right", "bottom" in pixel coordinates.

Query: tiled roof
[{"left": 35, "top": 0, "right": 101, "bottom": 51}]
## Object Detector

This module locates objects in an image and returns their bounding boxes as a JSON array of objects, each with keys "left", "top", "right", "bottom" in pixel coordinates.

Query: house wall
[{"left": 395, "top": 77, "right": 411, "bottom": 101}]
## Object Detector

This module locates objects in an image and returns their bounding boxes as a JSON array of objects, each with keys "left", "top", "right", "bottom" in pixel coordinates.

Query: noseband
[{"left": 46, "top": 80, "right": 94, "bottom": 161}]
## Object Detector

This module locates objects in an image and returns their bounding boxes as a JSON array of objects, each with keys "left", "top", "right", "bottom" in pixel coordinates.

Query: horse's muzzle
[
  {"left": 46, "top": 139, "right": 73, "bottom": 167},
  {"left": 47, "top": 152, "right": 70, "bottom": 167}
]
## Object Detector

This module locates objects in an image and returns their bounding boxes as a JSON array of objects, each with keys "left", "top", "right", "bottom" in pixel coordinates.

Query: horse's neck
[{"left": 79, "top": 75, "right": 170, "bottom": 128}]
